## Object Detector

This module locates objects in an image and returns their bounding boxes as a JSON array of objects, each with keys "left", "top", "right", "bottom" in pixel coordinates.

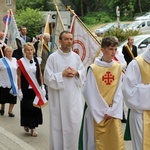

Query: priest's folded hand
[{"left": 62, "top": 68, "right": 74, "bottom": 77}]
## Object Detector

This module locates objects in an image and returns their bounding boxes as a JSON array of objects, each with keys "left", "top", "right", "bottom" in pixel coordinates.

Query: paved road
[
  {"left": 0, "top": 100, "right": 49, "bottom": 150},
  {"left": 0, "top": 100, "right": 132, "bottom": 150}
]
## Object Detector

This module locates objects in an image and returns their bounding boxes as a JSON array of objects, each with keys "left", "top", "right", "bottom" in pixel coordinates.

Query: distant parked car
[
  {"left": 124, "top": 20, "right": 150, "bottom": 34},
  {"left": 95, "top": 23, "right": 116, "bottom": 34},
  {"left": 134, "top": 12, "right": 150, "bottom": 21},
  {"left": 114, "top": 22, "right": 131, "bottom": 29},
  {"left": 118, "top": 34, "right": 150, "bottom": 55},
  {"left": 95, "top": 22, "right": 130, "bottom": 35}
]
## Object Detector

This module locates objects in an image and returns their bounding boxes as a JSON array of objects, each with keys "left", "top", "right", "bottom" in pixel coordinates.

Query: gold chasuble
[
  {"left": 135, "top": 56, "right": 150, "bottom": 150},
  {"left": 90, "top": 62, "right": 125, "bottom": 150}
]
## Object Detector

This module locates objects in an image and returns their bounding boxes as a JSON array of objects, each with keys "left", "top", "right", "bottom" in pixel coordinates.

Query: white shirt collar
[{"left": 94, "top": 57, "right": 114, "bottom": 67}]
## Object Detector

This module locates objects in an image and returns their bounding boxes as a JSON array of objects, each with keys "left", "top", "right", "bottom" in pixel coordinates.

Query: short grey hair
[{"left": 43, "top": 33, "right": 50, "bottom": 38}]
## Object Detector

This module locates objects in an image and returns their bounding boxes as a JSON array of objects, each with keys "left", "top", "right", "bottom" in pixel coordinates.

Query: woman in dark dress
[{"left": 17, "top": 42, "right": 47, "bottom": 137}]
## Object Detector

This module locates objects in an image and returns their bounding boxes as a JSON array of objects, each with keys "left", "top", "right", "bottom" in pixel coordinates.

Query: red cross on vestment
[{"left": 102, "top": 71, "right": 114, "bottom": 85}]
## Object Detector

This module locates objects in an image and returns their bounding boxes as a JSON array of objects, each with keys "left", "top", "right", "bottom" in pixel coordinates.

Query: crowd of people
[{"left": 0, "top": 27, "right": 150, "bottom": 150}]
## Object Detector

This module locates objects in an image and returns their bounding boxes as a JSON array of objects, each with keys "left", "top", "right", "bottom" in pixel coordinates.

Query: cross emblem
[{"left": 102, "top": 71, "right": 114, "bottom": 85}]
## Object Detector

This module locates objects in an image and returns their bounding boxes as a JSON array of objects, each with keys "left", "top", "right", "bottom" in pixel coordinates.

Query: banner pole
[
  {"left": 53, "top": 1, "right": 65, "bottom": 30},
  {"left": 0, "top": 47, "right": 4, "bottom": 57}
]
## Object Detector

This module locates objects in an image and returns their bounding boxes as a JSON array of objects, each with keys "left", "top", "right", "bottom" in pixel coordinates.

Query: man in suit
[
  {"left": 20, "top": 26, "right": 32, "bottom": 43},
  {"left": 13, "top": 27, "right": 32, "bottom": 60},
  {"left": 122, "top": 36, "right": 137, "bottom": 65}
]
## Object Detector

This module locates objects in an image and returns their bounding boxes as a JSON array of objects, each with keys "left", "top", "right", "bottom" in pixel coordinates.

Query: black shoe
[
  {"left": 8, "top": 113, "right": 15, "bottom": 117},
  {"left": 0, "top": 110, "right": 4, "bottom": 115},
  {"left": 121, "top": 118, "right": 127, "bottom": 123}
]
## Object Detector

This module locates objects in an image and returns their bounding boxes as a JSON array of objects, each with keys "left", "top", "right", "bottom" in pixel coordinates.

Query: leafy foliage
[
  {"left": 16, "top": 0, "right": 55, "bottom": 11},
  {"left": 15, "top": 0, "right": 150, "bottom": 41},
  {"left": 104, "top": 28, "right": 140, "bottom": 42},
  {"left": 15, "top": 8, "right": 44, "bottom": 38},
  {"left": 82, "top": 12, "right": 114, "bottom": 25},
  {"left": 61, "top": 0, "right": 81, "bottom": 15},
  {"left": 16, "top": 0, "right": 150, "bottom": 19},
  {"left": 62, "top": 0, "right": 150, "bottom": 21}
]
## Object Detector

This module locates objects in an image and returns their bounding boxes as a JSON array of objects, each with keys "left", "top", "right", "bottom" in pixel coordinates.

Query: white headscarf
[{"left": 141, "top": 44, "right": 150, "bottom": 63}]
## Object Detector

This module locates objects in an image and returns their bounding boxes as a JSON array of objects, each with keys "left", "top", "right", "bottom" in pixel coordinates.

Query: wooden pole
[
  {"left": 0, "top": 47, "right": 4, "bottom": 57},
  {"left": 53, "top": 1, "right": 65, "bottom": 30}
]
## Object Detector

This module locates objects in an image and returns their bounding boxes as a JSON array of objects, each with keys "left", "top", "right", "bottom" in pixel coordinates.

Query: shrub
[
  {"left": 82, "top": 11, "right": 115, "bottom": 25},
  {"left": 104, "top": 28, "right": 140, "bottom": 42},
  {"left": 15, "top": 8, "right": 44, "bottom": 38}
]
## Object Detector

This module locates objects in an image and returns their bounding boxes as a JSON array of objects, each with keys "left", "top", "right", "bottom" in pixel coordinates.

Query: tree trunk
[
  {"left": 81, "top": 0, "right": 84, "bottom": 17},
  {"left": 138, "top": 0, "right": 142, "bottom": 13}
]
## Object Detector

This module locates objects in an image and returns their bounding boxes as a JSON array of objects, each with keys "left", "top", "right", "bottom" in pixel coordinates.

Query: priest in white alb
[{"left": 44, "top": 31, "right": 86, "bottom": 150}]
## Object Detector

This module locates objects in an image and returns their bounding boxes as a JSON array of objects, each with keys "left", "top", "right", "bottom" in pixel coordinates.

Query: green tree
[
  {"left": 16, "top": 0, "right": 55, "bottom": 11},
  {"left": 61, "top": 0, "right": 81, "bottom": 15},
  {"left": 15, "top": 8, "right": 44, "bottom": 38}
]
